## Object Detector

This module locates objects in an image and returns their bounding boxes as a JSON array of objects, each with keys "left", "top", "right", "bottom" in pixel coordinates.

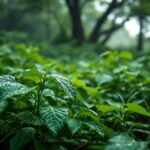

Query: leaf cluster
[{"left": 0, "top": 44, "right": 150, "bottom": 149}]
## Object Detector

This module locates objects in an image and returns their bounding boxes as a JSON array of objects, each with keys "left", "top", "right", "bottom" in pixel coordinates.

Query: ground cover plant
[{"left": 1, "top": 44, "right": 150, "bottom": 149}]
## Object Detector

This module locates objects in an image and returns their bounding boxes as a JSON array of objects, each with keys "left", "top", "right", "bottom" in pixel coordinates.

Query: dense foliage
[{"left": 1, "top": 44, "right": 150, "bottom": 149}]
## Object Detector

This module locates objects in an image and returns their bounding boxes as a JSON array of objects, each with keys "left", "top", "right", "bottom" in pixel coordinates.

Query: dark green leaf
[
  {"left": 16, "top": 111, "right": 43, "bottom": 125},
  {"left": 9, "top": 127, "right": 35, "bottom": 150},
  {"left": 85, "top": 121, "right": 104, "bottom": 137},
  {"left": 76, "top": 107, "right": 99, "bottom": 122},
  {"left": 0, "top": 75, "right": 34, "bottom": 102},
  {"left": 67, "top": 119, "right": 81, "bottom": 135},
  {"left": 40, "top": 106, "right": 68, "bottom": 135}
]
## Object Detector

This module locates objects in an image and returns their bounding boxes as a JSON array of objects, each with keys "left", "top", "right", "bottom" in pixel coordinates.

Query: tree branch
[
  {"left": 65, "top": 0, "right": 73, "bottom": 11},
  {"left": 80, "top": 0, "right": 94, "bottom": 10},
  {"left": 100, "top": 18, "right": 129, "bottom": 35},
  {"left": 116, "top": 0, "right": 126, "bottom": 7},
  {"left": 100, "top": 17, "right": 129, "bottom": 44},
  {"left": 89, "top": 0, "right": 127, "bottom": 42}
]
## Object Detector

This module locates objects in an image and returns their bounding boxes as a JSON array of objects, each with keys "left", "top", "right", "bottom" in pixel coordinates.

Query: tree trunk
[
  {"left": 71, "top": 7, "right": 85, "bottom": 44},
  {"left": 65, "top": 0, "right": 85, "bottom": 44},
  {"left": 65, "top": 0, "right": 126, "bottom": 44},
  {"left": 137, "top": 16, "right": 144, "bottom": 51},
  {"left": 89, "top": 0, "right": 117, "bottom": 42}
]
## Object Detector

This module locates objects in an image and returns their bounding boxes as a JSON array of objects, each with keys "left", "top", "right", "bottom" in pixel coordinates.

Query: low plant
[{"left": 0, "top": 44, "right": 150, "bottom": 149}]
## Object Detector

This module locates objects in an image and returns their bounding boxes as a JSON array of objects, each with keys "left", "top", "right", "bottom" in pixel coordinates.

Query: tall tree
[
  {"left": 137, "top": 15, "right": 144, "bottom": 51},
  {"left": 65, "top": 0, "right": 85, "bottom": 44},
  {"left": 131, "top": 0, "right": 150, "bottom": 51},
  {"left": 89, "top": 0, "right": 126, "bottom": 42},
  {"left": 64, "top": 0, "right": 130, "bottom": 44}
]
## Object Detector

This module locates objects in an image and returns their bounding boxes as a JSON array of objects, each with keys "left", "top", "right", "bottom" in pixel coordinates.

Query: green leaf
[
  {"left": 9, "top": 127, "right": 35, "bottom": 150},
  {"left": 127, "top": 103, "right": 150, "bottom": 117},
  {"left": 76, "top": 107, "right": 99, "bottom": 122},
  {"left": 42, "top": 89, "right": 56, "bottom": 99},
  {"left": 95, "top": 74, "right": 113, "bottom": 85},
  {"left": 51, "top": 74, "right": 76, "bottom": 100},
  {"left": 88, "top": 145, "right": 104, "bottom": 150},
  {"left": 120, "top": 51, "right": 133, "bottom": 60},
  {"left": 96, "top": 104, "right": 121, "bottom": 113},
  {"left": 67, "top": 119, "right": 81, "bottom": 135},
  {"left": 113, "top": 65, "right": 128, "bottom": 73},
  {"left": 102, "top": 125, "right": 114, "bottom": 138},
  {"left": 49, "top": 145, "right": 67, "bottom": 150},
  {"left": 0, "top": 75, "right": 34, "bottom": 102},
  {"left": 105, "top": 134, "right": 148, "bottom": 150},
  {"left": 72, "top": 78, "right": 86, "bottom": 88},
  {"left": 85, "top": 121, "right": 104, "bottom": 137},
  {"left": 34, "top": 140, "right": 46, "bottom": 150},
  {"left": 22, "top": 68, "right": 42, "bottom": 83},
  {"left": 44, "top": 63, "right": 56, "bottom": 73},
  {"left": 0, "top": 101, "right": 8, "bottom": 113},
  {"left": 40, "top": 106, "right": 68, "bottom": 135},
  {"left": 0, "top": 75, "right": 15, "bottom": 82},
  {"left": 84, "top": 87, "right": 99, "bottom": 97},
  {"left": 0, "top": 119, "right": 10, "bottom": 136},
  {"left": 16, "top": 111, "right": 43, "bottom": 125}
]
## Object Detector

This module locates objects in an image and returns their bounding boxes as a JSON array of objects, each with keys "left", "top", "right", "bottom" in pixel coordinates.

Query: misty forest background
[{"left": 0, "top": 0, "right": 150, "bottom": 60}]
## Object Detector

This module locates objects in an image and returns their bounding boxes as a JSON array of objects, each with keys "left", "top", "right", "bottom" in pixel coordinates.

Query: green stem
[
  {"left": 121, "top": 107, "right": 126, "bottom": 131},
  {"left": 36, "top": 75, "right": 46, "bottom": 115},
  {"left": 36, "top": 89, "right": 42, "bottom": 115}
]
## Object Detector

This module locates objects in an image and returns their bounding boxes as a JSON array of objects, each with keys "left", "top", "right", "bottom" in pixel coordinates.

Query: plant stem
[
  {"left": 37, "top": 89, "right": 42, "bottom": 115},
  {"left": 36, "top": 75, "right": 46, "bottom": 115}
]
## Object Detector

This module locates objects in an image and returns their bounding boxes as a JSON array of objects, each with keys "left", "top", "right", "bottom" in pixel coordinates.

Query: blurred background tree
[
  {"left": 130, "top": 0, "right": 150, "bottom": 51},
  {"left": 0, "top": 0, "right": 150, "bottom": 57}
]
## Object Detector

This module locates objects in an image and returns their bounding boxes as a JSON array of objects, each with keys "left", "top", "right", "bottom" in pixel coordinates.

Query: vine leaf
[
  {"left": 40, "top": 106, "right": 68, "bottom": 135},
  {"left": 51, "top": 74, "right": 76, "bottom": 100},
  {"left": 9, "top": 127, "right": 35, "bottom": 150},
  {"left": 0, "top": 75, "right": 34, "bottom": 102}
]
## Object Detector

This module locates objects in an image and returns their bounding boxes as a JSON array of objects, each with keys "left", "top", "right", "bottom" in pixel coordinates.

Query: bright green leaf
[
  {"left": 72, "top": 78, "right": 86, "bottom": 88},
  {"left": 127, "top": 103, "right": 150, "bottom": 117},
  {"left": 96, "top": 104, "right": 121, "bottom": 113},
  {"left": 22, "top": 68, "right": 42, "bottom": 83},
  {"left": 120, "top": 51, "right": 133, "bottom": 60}
]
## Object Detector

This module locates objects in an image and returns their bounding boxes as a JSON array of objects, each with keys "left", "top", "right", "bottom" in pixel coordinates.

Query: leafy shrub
[{"left": 0, "top": 44, "right": 150, "bottom": 149}]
